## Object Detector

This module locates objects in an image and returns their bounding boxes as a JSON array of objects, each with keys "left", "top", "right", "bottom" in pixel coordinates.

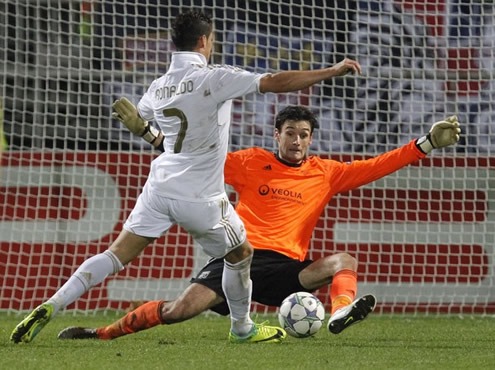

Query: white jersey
[{"left": 138, "top": 52, "right": 266, "bottom": 202}]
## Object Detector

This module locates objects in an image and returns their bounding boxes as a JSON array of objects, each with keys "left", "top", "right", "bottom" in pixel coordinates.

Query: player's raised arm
[{"left": 259, "top": 58, "right": 362, "bottom": 93}]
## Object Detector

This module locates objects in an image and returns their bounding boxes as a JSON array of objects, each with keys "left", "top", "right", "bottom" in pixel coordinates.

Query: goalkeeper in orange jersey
[{"left": 57, "top": 105, "right": 460, "bottom": 340}]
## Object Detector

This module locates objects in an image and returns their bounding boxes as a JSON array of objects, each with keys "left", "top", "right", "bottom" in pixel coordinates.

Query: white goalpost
[{"left": 0, "top": 0, "right": 494, "bottom": 315}]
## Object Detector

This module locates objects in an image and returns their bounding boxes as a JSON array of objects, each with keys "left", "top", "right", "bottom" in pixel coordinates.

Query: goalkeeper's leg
[
  {"left": 59, "top": 301, "right": 165, "bottom": 340},
  {"left": 10, "top": 231, "right": 150, "bottom": 343},
  {"left": 298, "top": 252, "right": 376, "bottom": 333},
  {"left": 326, "top": 256, "right": 377, "bottom": 334},
  {"left": 299, "top": 252, "right": 358, "bottom": 315},
  {"left": 58, "top": 283, "right": 224, "bottom": 340}
]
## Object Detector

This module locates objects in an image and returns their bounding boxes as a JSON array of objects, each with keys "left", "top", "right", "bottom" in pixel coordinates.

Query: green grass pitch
[{"left": 1, "top": 313, "right": 494, "bottom": 369}]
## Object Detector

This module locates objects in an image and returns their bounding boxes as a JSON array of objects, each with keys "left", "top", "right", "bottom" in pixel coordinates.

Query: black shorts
[{"left": 190, "top": 249, "right": 314, "bottom": 315}]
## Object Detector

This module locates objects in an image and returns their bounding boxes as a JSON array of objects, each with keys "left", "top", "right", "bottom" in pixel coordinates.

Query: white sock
[
  {"left": 47, "top": 250, "right": 123, "bottom": 315},
  {"left": 222, "top": 255, "right": 254, "bottom": 336}
]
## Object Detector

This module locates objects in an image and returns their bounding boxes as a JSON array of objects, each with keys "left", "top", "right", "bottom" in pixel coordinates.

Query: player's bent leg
[
  {"left": 10, "top": 303, "right": 54, "bottom": 343},
  {"left": 229, "top": 322, "right": 287, "bottom": 344},
  {"left": 12, "top": 249, "right": 125, "bottom": 344},
  {"left": 327, "top": 294, "right": 376, "bottom": 334},
  {"left": 13, "top": 231, "right": 151, "bottom": 344}
]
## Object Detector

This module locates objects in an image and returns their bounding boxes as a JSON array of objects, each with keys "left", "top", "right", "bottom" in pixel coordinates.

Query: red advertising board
[{"left": 1, "top": 153, "right": 494, "bottom": 313}]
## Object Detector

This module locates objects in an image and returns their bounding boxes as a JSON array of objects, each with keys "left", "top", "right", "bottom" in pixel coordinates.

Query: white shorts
[{"left": 123, "top": 183, "right": 246, "bottom": 258}]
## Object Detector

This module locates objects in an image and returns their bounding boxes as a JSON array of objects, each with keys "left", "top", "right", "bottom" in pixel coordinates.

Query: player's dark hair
[
  {"left": 275, "top": 105, "right": 318, "bottom": 134},
  {"left": 172, "top": 10, "right": 213, "bottom": 51}
]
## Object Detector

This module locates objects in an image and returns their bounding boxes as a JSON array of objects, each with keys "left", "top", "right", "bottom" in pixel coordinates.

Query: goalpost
[{"left": 0, "top": 0, "right": 494, "bottom": 315}]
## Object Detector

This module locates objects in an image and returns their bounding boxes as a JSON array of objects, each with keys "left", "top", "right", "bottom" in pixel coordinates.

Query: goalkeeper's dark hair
[
  {"left": 172, "top": 10, "right": 213, "bottom": 51},
  {"left": 275, "top": 106, "right": 318, "bottom": 134}
]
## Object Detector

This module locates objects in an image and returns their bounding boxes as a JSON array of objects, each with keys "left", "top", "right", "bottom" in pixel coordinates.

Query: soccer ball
[{"left": 278, "top": 292, "right": 326, "bottom": 338}]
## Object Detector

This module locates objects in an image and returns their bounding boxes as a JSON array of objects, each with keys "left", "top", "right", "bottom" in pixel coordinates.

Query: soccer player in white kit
[{"left": 11, "top": 10, "right": 362, "bottom": 344}]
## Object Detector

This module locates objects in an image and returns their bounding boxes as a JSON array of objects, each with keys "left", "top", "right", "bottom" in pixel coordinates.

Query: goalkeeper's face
[{"left": 275, "top": 120, "right": 313, "bottom": 164}]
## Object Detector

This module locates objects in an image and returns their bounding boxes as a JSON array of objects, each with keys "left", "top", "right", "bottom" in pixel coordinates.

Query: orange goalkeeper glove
[
  {"left": 112, "top": 97, "right": 160, "bottom": 145},
  {"left": 416, "top": 115, "right": 461, "bottom": 154}
]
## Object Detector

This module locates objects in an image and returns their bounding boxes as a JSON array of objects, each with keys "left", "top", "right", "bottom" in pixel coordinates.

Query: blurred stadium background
[{"left": 0, "top": 0, "right": 494, "bottom": 315}]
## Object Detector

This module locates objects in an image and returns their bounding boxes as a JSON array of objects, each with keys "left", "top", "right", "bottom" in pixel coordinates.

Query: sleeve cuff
[{"left": 416, "top": 135, "right": 434, "bottom": 154}]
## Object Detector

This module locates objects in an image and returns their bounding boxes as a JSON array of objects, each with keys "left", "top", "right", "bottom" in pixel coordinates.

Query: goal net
[{"left": 1, "top": 0, "right": 494, "bottom": 315}]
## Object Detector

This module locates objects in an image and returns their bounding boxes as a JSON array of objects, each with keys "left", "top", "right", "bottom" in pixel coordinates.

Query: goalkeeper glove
[
  {"left": 416, "top": 115, "right": 461, "bottom": 154},
  {"left": 112, "top": 97, "right": 160, "bottom": 145}
]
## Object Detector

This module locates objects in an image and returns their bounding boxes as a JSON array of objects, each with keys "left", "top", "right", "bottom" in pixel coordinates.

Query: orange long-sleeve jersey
[{"left": 224, "top": 140, "right": 426, "bottom": 261}]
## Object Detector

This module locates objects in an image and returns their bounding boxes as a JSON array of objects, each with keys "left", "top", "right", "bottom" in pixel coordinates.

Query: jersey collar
[
  {"left": 274, "top": 153, "right": 305, "bottom": 168},
  {"left": 171, "top": 52, "right": 207, "bottom": 67}
]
